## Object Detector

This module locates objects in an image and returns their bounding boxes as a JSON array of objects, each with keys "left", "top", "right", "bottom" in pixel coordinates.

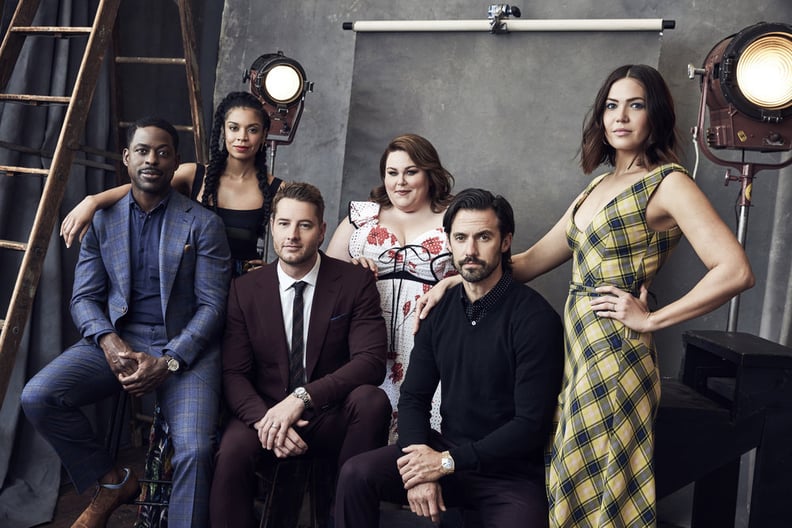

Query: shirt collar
[
  {"left": 277, "top": 252, "right": 322, "bottom": 291},
  {"left": 459, "top": 270, "right": 513, "bottom": 323},
  {"left": 128, "top": 188, "right": 172, "bottom": 214}
]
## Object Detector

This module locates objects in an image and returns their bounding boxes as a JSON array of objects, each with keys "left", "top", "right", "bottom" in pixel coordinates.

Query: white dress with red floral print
[{"left": 347, "top": 201, "right": 457, "bottom": 443}]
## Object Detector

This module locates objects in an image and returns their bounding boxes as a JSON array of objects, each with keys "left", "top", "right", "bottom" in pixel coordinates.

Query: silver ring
[{"left": 271, "top": 424, "right": 279, "bottom": 429}]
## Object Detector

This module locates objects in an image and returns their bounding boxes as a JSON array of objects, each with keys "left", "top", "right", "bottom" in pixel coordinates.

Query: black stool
[
  {"left": 256, "top": 456, "right": 336, "bottom": 528},
  {"left": 105, "top": 392, "right": 172, "bottom": 528},
  {"left": 655, "top": 330, "right": 792, "bottom": 528},
  {"left": 134, "top": 403, "right": 172, "bottom": 528}
]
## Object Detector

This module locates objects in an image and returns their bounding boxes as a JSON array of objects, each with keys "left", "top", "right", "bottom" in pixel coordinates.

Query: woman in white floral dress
[{"left": 327, "top": 134, "right": 457, "bottom": 442}]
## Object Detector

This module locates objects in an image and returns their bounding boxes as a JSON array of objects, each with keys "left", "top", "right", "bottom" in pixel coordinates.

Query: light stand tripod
[{"left": 691, "top": 69, "right": 792, "bottom": 331}]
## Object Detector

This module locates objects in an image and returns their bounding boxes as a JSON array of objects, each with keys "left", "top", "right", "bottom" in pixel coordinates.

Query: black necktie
[{"left": 289, "top": 281, "right": 307, "bottom": 390}]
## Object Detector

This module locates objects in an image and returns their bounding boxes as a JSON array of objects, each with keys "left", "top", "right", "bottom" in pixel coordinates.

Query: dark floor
[
  {"left": 37, "top": 444, "right": 436, "bottom": 528},
  {"left": 39, "top": 446, "right": 145, "bottom": 528},
  {"left": 38, "top": 444, "right": 686, "bottom": 528}
]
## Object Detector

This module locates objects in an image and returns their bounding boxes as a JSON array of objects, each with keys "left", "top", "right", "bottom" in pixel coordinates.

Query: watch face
[
  {"left": 293, "top": 387, "right": 311, "bottom": 408},
  {"left": 441, "top": 452, "right": 454, "bottom": 473}
]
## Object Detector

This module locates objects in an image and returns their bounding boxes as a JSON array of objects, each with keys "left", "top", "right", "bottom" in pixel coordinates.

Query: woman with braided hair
[
  {"left": 59, "top": 93, "right": 284, "bottom": 526},
  {"left": 61, "top": 91, "right": 284, "bottom": 276}
]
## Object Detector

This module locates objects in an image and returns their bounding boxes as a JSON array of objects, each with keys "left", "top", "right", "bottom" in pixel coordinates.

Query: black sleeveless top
[{"left": 191, "top": 164, "right": 282, "bottom": 274}]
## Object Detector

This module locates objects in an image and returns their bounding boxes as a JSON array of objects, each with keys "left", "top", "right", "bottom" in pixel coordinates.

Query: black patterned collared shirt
[{"left": 459, "top": 270, "right": 513, "bottom": 325}]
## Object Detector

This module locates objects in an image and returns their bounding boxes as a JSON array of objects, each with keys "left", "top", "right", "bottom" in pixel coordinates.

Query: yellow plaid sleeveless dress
[{"left": 547, "top": 163, "right": 687, "bottom": 527}]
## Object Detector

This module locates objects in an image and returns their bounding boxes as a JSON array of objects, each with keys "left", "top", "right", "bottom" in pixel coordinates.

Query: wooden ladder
[{"left": 0, "top": 0, "right": 206, "bottom": 408}]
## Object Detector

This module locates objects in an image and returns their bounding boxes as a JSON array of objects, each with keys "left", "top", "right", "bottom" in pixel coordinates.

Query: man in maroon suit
[{"left": 209, "top": 182, "right": 391, "bottom": 527}]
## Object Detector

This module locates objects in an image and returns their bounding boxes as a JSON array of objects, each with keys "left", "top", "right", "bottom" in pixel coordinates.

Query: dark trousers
[
  {"left": 209, "top": 384, "right": 391, "bottom": 528},
  {"left": 335, "top": 438, "right": 549, "bottom": 528},
  {"left": 21, "top": 324, "right": 219, "bottom": 528}
]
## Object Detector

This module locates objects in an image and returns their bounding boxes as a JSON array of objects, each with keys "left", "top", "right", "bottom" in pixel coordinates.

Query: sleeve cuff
[
  {"left": 449, "top": 443, "right": 478, "bottom": 472},
  {"left": 92, "top": 329, "right": 115, "bottom": 347}
]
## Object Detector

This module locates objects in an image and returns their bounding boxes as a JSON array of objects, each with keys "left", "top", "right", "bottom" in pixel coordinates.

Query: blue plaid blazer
[{"left": 70, "top": 190, "right": 231, "bottom": 373}]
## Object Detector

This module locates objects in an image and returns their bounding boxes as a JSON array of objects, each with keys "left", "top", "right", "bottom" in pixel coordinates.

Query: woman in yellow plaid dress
[
  {"left": 417, "top": 64, "right": 754, "bottom": 527},
  {"left": 518, "top": 64, "right": 755, "bottom": 527}
]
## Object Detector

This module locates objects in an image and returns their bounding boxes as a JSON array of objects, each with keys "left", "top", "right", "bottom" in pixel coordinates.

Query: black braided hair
[{"left": 202, "top": 91, "right": 271, "bottom": 209}]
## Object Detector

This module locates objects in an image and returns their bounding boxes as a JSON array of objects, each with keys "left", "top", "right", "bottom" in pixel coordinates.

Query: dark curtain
[
  {"left": 0, "top": 1, "right": 115, "bottom": 526},
  {"left": 0, "top": 1, "right": 221, "bottom": 524}
]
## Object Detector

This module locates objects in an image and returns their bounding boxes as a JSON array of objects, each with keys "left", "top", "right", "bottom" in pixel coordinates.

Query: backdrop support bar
[{"left": 342, "top": 19, "right": 674, "bottom": 33}]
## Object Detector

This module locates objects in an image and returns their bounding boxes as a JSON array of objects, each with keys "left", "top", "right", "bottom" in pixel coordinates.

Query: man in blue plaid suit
[{"left": 21, "top": 117, "right": 231, "bottom": 528}]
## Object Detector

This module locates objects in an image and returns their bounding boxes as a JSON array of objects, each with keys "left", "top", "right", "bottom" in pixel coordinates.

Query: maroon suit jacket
[{"left": 222, "top": 253, "right": 388, "bottom": 426}]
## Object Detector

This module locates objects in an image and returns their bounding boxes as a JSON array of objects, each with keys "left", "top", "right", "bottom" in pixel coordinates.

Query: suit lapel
[
  {"left": 305, "top": 258, "right": 340, "bottom": 380},
  {"left": 108, "top": 200, "right": 132, "bottom": 300},
  {"left": 159, "top": 194, "right": 191, "bottom": 314},
  {"left": 257, "top": 265, "right": 291, "bottom": 388}
]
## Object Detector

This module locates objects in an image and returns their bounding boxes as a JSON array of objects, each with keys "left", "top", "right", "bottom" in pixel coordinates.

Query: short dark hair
[
  {"left": 580, "top": 64, "right": 681, "bottom": 174},
  {"left": 443, "top": 188, "right": 514, "bottom": 271},
  {"left": 370, "top": 134, "right": 454, "bottom": 213},
  {"left": 271, "top": 182, "right": 325, "bottom": 223},
  {"left": 126, "top": 116, "right": 179, "bottom": 151}
]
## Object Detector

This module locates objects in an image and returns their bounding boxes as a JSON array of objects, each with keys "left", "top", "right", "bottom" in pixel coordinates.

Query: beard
[
  {"left": 274, "top": 245, "right": 315, "bottom": 268},
  {"left": 454, "top": 256, "right": 499, "bottom": 283}
]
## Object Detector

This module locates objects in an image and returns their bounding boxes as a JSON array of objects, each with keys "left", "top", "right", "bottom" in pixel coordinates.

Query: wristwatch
[
  {"left": 292, "top": 386, "right": 312, "bottom": 409},
  {"left": 163, "top": 354, "right": 180, "bottom": 373},
  {"left": 440, "top": 451, "right": 455, "bottom": 475}
]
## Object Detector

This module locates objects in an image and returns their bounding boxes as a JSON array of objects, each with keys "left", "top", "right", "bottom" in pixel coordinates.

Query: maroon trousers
[
  {"left": 335, "top": 437, "right": 549, "bottom": 528},
  {"left": 209, "top": 385, "right": 390, "bottom": 528}
]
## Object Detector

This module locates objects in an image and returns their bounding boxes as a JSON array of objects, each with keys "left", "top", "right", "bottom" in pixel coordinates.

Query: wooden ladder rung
[
  {"left": 0, "top": 165, "right": 49, "bottom": 176},
  {"left": 10, "top": 26, "right": 92, "bottom": 37},
  {"left": 118, "top": 120, "right": 194, "bottom": 132},
  {"left": 115, "top": 56, "right": 186, "bottom": 66},
  {"left": 0, "top": 239, "right": 28, "bottom": 251},
  {"left": 0, "top": 94, "right": 71, "bottom": 105},
  {"left": 0, "top": 0, "right": 126, "bottom": 411},
  {"left": 0, "top": 140, "right": 121, "bottom": 169}
]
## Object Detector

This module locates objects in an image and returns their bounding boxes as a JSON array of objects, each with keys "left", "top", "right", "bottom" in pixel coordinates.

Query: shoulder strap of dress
[
  {"left": 256, "top": 176, "right": 284, "bottom": 261},
  {"left": 348, "top": 201, "right": 380, "bottom": 228},
  {"left": 262, "top": 176, "right": 283, "bottom": 219},
  {"left": 590, "top": 171, "right": 610, "bottom": 187},
  {"left": 190, "top": 164, "right": 206, "bottom": 201},
  {"left": 266, "top": 176, "right": 283, "bottom": 200},
  {"left": 655, "top": 162, "right": 688, "bottom": 179},
  {"left": 579, "top": 171, "right": 610, "bottom": 196}
]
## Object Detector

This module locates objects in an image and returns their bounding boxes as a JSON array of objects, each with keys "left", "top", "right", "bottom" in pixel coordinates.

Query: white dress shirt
[{"left": 277, "top": 253, "right": 321, "bottom": 370}]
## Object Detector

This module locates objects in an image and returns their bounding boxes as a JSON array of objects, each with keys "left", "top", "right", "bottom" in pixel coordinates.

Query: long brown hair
[
  {"left": 580, "top": 64, "right": 681, "bottom": 174},
  {"left": 370, "top": 134, "right": 454, "bottom": 212}
]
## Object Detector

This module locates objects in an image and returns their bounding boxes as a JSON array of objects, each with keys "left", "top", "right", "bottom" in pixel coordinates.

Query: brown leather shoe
[{"left": 71, "top": 468, "right": 140, "bottom": 528}]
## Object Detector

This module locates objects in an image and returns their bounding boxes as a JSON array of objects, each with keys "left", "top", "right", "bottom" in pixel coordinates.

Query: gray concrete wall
[{"left": 214, "top": 2, "right": 791, "bottom": 381}]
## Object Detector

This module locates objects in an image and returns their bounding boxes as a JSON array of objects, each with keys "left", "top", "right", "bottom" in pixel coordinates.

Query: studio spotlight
[
  {"left": 243, "top": 51, "right": 313, "bottom": 174},
  {"left": 688, "top": 22, "right": 792, "bottom": 331},
  {"left": 691, "top": 21, "right": 792, "bottom": 151}
]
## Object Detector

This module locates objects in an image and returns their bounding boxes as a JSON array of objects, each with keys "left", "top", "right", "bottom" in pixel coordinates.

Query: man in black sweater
[{"left": 335, "top": 188, "right": 563, "bottom": 527}]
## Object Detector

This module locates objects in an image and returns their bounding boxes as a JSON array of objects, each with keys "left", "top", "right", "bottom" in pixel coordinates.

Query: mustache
[{"left": 458, "top": 257, "right": 485, "bottom": 266}]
